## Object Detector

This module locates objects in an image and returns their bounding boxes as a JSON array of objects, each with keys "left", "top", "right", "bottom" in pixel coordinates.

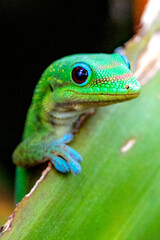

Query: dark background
[{"left": 0, "top": 0, "right": 133, "bottom": 184}]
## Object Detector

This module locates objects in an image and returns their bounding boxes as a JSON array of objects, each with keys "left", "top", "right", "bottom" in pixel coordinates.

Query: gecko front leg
[{"left": 13, "top": 133, "right": 82, "bottom": 174}]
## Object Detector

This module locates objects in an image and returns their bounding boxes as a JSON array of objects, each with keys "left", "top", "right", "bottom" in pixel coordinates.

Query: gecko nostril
[{"left": 125, "top": 85, "right": 130, "bottom": 89}]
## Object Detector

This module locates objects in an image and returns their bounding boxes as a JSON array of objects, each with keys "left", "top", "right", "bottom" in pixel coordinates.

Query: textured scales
[{"left": 13, "top": 53, "right": 141, "bottom": 202}]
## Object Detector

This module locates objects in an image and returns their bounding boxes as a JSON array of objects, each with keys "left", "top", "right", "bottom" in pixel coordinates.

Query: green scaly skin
[{"left": 13, "top": 53, "right": 141, "bottom": 202}]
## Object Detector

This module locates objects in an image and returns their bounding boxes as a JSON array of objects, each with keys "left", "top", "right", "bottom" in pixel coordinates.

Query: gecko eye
[
  {"left": 72, "top": 67, "right": 88, "bottom": 84},
  {"left": 120, "top": 55, "right": 130, "bottom": 69},
  {"left": 71, "top": 63, "right": 91, "bottom": 86}
]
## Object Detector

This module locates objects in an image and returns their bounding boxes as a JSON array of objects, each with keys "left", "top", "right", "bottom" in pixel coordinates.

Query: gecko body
[{"left": 13, "top": 53, "right": 141, "bottom": 202}]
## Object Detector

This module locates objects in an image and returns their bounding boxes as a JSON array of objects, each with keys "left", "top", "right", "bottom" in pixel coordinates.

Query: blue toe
[
  {"left": 51, "top": 155, "right": 70, "bottom": 173},
  {"left": 69, "top": 160, "right": 81, "bottom": 175},
  {"left": 63, "top": 145, "right": 83, "bottom": 163},
  {"left": 57, "top": 134, "right": 74, "bottom": 144}
]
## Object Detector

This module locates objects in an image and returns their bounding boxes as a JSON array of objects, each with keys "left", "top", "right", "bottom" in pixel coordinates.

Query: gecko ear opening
[{"left": 48, "top": 83, "right": 53, "bottom": 92}]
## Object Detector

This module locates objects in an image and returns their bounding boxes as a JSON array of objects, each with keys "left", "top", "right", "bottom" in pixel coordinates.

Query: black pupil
[{"left": 72, "top": 67, "right": 88, "bottom": 84}]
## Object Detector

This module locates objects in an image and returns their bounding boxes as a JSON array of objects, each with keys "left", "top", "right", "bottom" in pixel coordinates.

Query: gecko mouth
[
  {"left": 55, "top": 91, "right": 140, "bottom": 110},
  {"left": 66, "top": 89, "right": 140, "bottom": 100}
]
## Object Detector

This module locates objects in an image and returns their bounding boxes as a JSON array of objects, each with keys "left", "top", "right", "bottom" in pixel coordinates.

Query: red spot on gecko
[{"left": 115, "top": 73, "right": 132, "bottom": 80}]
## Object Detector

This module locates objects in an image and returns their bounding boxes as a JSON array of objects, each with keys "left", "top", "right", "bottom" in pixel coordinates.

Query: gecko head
[{"left": 41, "top": 53, "right": 141, "bottom": 112}]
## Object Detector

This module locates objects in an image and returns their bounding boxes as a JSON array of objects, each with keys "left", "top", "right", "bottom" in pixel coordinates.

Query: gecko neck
[{"left": 43, "top": 108, "right": 94, "bottom": 139}]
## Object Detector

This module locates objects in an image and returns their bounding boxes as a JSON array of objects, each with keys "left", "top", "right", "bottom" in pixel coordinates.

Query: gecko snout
[{"left": 125, "top": 81, "right": 141, "bottom": 96}]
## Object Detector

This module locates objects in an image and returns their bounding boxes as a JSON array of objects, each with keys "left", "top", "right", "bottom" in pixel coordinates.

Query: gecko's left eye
[
  {"left": 120, "top": 55, "right": 130, "bottom": 69},
  {"left": 71, "top": 63, "right": 91, "bottom": 86}
]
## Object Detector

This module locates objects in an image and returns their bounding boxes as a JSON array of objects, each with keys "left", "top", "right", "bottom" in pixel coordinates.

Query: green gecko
[{"left": 13, "top": 53, "right": 141, "bottom": 202}]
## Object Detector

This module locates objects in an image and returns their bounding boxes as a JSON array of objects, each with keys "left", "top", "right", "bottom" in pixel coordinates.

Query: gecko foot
[{"left": 50, "top": 134, "right": 82, "bottom": 174}]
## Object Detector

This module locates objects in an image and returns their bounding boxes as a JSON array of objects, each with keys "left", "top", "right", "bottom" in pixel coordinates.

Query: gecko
[{"left": 12, "top": 53, "right": 141, "bottom": 202}]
